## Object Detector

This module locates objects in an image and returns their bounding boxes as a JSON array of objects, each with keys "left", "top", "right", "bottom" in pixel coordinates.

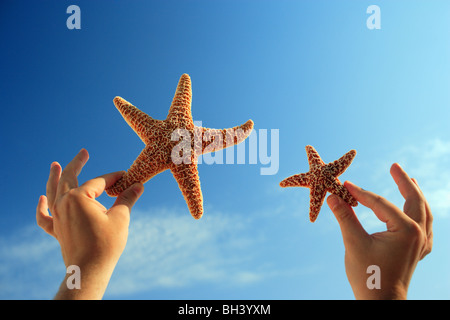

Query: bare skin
[
  {"left": 36, "top": 151, "right": 432, "bottom": 300},
  {"left": 327, "top": 163, "right": 433, "bottom": 299},
  {"left": 36, "top": 149, "right": 144, "bottom": 299}
]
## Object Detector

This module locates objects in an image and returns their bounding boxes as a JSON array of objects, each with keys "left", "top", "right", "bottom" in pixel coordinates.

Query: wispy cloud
[
  {"left": 386, "top": 138, "right": 450, "bottom": 217},
  {"left": 357, "top": 137, "right": 450, "bottom": 232},
  {"left": 0, "top": 206, "right": 274, "bottom": 299},
  {"left": 0, "top": 225, "right": 63, "bottom": 299},
  {"left": 2, "top": 138, "right": 447, "bottom": 299},
  {"left": 396, "top": 138, "right": 450, "bottom": 217},
  {"left": 106, "top": 206, "right": 271, "bottom": 297}
]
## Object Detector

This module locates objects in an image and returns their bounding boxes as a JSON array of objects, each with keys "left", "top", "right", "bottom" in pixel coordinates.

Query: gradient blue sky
[{"left": 1, "top": 0, "right": 449, "bottom": 299}]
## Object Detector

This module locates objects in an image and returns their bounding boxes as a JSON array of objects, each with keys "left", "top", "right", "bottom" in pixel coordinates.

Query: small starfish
[
  {"left": 279, "top": 145, "right": 358, "bottom": 222},
  {"left": 106, "top": 74, "right": 254, "bottom": 219}
]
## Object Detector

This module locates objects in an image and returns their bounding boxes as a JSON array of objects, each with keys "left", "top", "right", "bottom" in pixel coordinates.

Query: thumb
[
  {"left": 327, "top": 194, "right": 368, "bottom": 247},
  {"left": 109, "top": 183, "right": 144, "bottom": 220}
]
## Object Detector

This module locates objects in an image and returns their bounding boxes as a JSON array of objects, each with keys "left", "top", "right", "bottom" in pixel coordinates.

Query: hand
[
  {"left": 327, "top": 163, "right": 433, "bottom": 299},
  {"left": 36, "top": 149, "right": 144, "bottom": 299}
]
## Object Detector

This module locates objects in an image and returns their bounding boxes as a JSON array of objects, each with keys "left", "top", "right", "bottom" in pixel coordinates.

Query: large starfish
[
  {"left": 106, "top": 74, "right": 254, "bottom": 219},
  {"left": 279, "top": 145, "right": 358, "bottom": 222}
]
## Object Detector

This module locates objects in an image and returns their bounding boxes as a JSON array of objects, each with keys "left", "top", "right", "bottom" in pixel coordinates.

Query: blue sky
[{"left": 0, "top": 0, "right": 449, "bottom": 299}]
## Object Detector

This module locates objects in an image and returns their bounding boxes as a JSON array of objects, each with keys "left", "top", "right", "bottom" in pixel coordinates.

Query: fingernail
[
  {"left": 79, "top": 148, "right": 89, "bottom": 159},
  {"left": 327, "top": 194, "right": 341, "bottom": 209},
  {"left": 392, "top": 162, "right": 404, "bottom": 172},
  {"left": 116, "top": 170, "right": 126, "bottom": 177},
  {"left": 344, "top": 180, "right": 360, "bottom": 191},
  {"left": 345, "top": 180, "right": 355, "bottom": 187},
  {"left": 132, "top": 183, "right": 144, "bottom": 193}
]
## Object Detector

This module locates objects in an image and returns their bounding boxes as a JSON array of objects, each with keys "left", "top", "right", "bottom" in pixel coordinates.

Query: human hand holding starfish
[
  {"left": 36, "top": 149, "right": 144, "bottom": 299},
  {"left": 327, "top": 163, "right": 433, "bottom": 300}
]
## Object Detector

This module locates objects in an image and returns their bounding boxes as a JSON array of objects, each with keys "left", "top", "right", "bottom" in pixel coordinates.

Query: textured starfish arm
[
  {"left": 109, "top": 74, "right": 255, "bottom": 219},
  {"left": 279, "top": 173, "right": 310, "bottom": 187},
  {"left": 170, "top": 163, "right": 203, "bottom": 219},
  {"left": 306, "top": 145, "right": 325, "bottom": 167},
  {"left": 200, "top": 119, "right": 254, "bottom": 154},
  {"left": 327, "top": 149, "right": 357, "bottom": 177},
  {"left": 309, "top": 183, "right": 327, "bottom": 222},
  {"left": 166, "top": 74, "right": 194, "bottom": 129},
  {"left": 113, "top": 96, "right": 163, "bottom": 144},
  {"left": 279, "top": 145, "right": 358, "bottom": 222},
  {"left": 106, "top": 145, "right": 169, "bottom": 196},
  {"left": 328, "top": 179, "right": 358, "bottom": 207}
]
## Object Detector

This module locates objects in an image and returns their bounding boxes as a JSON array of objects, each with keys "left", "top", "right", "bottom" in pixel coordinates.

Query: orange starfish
[
  {"left": 106, "top": 74, "right": 254, "bottom": 219},
  {"left": 280, "top": 145, "right": 358, "bottom": 222}
]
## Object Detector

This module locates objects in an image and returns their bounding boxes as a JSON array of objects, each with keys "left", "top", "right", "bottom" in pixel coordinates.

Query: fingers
[
  {"left": 411, "top": 178, "right": 433, "bottom": 233},
  {"left": 109, "top": 183, "right": 144, "bottom": 222},
  {"left": 56, "top": 149, "right": 89, "bottom": 199},
  {"left": 80, "top": 171, "right": 125, "bottom": 198},
  {"left": 36, "top": 195, "right": 55, "bottom": 238},
  {"left": 411, "top": 178, "right": 433, "bottom": 259},
  {"left": 46, "top": 162, "right": 62, "bottom": 210},
  {"left": 327, "top": 194, "right": 368, "bottom": 246},
  {"left": 344, "top": 181, "right": 409, "bottom": 232},
  {"left": 390, "top": 163, "right": 426, "bottom": 226},
  {"left": 391, "top": 163, "right": 421, "bottom": 200}
]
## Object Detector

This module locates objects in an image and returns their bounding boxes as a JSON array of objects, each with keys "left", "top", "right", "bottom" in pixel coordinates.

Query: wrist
[
  {"left": 354, "top": 282, "right": 408, "bottom": 300},
  {"left": 54, "top": 261, "right": 116, "bottom": 300}
]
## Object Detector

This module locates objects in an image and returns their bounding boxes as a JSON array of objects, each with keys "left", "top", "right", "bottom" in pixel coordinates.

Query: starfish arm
[
  {"left": 309, "top": 183, "right": 327, "bottom": 222},
  {"left": 106, "top": 145, "right": 169, "bottom": 196},
  {"left": 170, "top": 162, "right": 203, "bottom": 219},
  {"left": 166, "top": 74, "right": 194, "bottom": 129},
  {"left": 198, "top": 119, "right": 254, "bottom": 155},
  {"left": 279, "top": 173, "right": 310, "bottom": 187},
  {"left": 305, "top": 145, "right": 325, "bottom": 168},
  {"left": 328, "top": 178, "right": 358, "bottom": 207},
  {"left": 327, "top": 149, "right": 357, "bottom": 177},
  {"left": 113, "top": 96, "right": 163, "bottom": 145}
]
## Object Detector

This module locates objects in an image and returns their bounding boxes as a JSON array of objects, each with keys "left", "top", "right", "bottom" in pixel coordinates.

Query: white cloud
[
  {"left": 3, "top": 138, "right": 447, "bottom": 299},
  {"left": 362, "top": 137, "right": 450, "bottom": 226},
  {"left": 106, "top": 207, "right": 268, "bottom": 297},
  {"left": 0, "top": 225, "right": 63, "bottom": 299},
  {"left": 392, "top": 138, "right": 450, "bottom": 218},
  {"left": 0, "top": 206, "right": 273, "bottom": 299},
  {"left": 334, "top": 138, "right": 450, "bottom": 234},
  {"left": 356, "top": 208, "right": 386, "bottom": 233}
]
